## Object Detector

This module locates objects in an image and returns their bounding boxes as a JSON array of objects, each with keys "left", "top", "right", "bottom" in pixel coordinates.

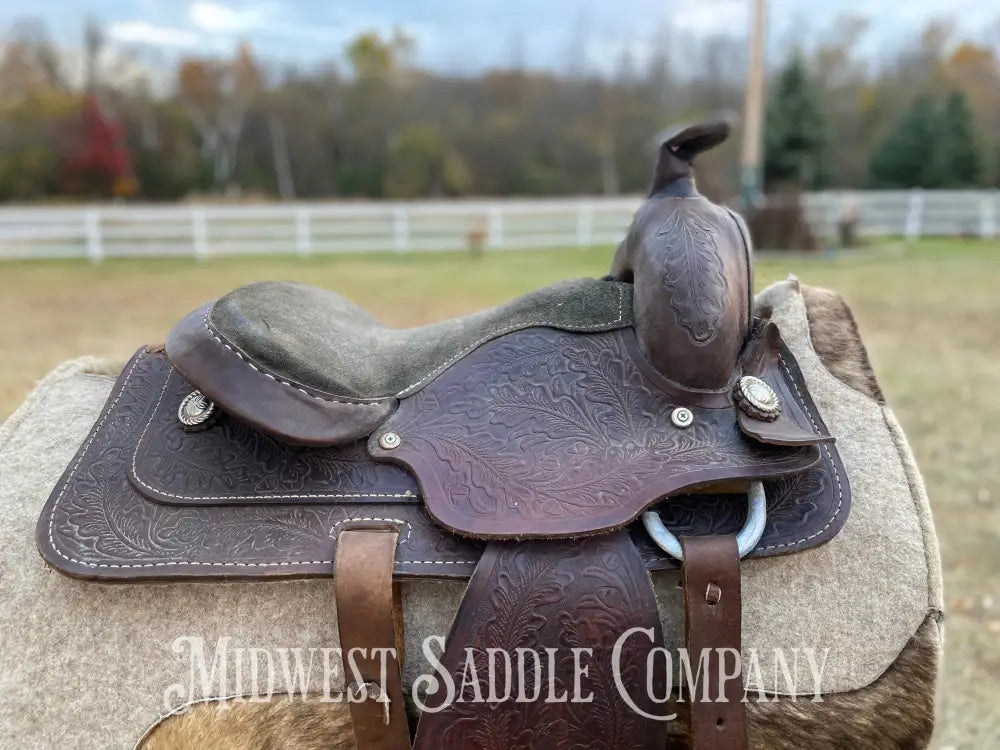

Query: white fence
[
  {"left": 0, "top": 190, "right": 997, "bottom": 261},
  {"left": 0, "top": 198, "right": 640, "bottom": 262},
  {"left": 800, "top": 189, "right": 999, "bottom": 241}
]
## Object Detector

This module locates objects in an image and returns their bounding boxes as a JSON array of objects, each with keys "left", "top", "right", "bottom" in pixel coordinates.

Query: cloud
[
  {"left": 107, "top": 21, "right": 199, "bottom": 48},
  {"left": 186, "top": 2, "right": 435, "bottom": 52},
  {"left": 84, "top": 0, "right": 1000, "bottom": 75},
  {"left": 670, "top": 0, "right": 749, "bottom": 35},
  {"left": 188, "top": 2, "right": 273, "bottom": 33}
]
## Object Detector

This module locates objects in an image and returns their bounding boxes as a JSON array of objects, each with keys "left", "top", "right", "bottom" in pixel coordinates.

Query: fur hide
[
  {"left": 140, "top": 696, "right": 357, "bottom": 750},
  {"left": 799, "top": 285, "right": 885, "bottom": 402},
  {"left": 663, "top": 614, "right": 940, "bottom": 749}
]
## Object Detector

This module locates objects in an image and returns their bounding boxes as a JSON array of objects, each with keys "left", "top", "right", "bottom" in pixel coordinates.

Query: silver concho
[
  {"left": 734, "top": 376, "right": 781, "bottom": 421},
  {"left": 178, "top": 390, "right": 216, "bottom": 427}
]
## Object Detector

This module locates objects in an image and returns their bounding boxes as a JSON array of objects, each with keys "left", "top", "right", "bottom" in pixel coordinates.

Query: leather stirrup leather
[
  {"left": 681, "top": 535, "right": 748, "bottom": 750},
  {"left": 335, "top": 529, "right": 412, "bottom": 750}
]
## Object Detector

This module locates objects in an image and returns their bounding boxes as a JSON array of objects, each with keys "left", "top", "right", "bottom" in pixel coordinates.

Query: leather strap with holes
[
  {"left": 335, "top": 529, "right": 411, "bottom": 750},
  {"left": 681, "top": 535, "right": 748, "bottom": 750}
]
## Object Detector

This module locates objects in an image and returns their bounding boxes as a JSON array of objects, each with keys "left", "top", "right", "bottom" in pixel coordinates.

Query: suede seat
[{"left": 205, "top": 277, "right": 632, "bottom": 400}]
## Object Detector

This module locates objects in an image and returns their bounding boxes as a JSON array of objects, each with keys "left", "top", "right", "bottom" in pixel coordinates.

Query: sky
[{"left": 3, "top": 0, "right": 998, "bottom": 77}]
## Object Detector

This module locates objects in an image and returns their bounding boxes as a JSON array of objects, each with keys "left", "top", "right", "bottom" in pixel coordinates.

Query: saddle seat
[{"left": 166, "top": 278, "right": 632, "bottom": 445}]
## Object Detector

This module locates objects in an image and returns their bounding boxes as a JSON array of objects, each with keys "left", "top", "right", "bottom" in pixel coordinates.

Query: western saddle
[{"left": 38, "top": 122, "right": 849, "bottom": 750}]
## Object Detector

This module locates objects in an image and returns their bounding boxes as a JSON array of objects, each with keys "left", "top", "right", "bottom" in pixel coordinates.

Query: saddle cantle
[{"left": 37, "top": 122, "right": 850, "bottom": 750}]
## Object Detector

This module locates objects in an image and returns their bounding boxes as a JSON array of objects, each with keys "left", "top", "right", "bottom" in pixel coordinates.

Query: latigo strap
[
  {"left": 681, "top": 535, "right": 748, "bottom": 750},
  {"left": 335, "top": 529, "right": 412, "bottom": 750}
]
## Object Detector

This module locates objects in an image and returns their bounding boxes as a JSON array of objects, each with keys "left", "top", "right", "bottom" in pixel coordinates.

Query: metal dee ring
[{"left": 641, "top": 480, "right": 767, "bottom": 561}]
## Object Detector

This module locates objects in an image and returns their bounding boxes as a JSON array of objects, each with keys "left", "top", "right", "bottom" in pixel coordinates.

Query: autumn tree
[
  {"left": 177, "top": 43, "right": 261, "bottom": 192},
  {"left": 336, "top": 30, "right": 414, "bottom": 196},
  {"left": 0, "top": 20, "right": 75, "bottom": 199},
  {"left": 5, "top": 16, "right": 1000, "bottom": 201},
  {"left": 385, "top": 123, "right": 469, "bottom": 197},
  {"left": 808, "top": 16, "right": 874, "bottom": 187}
]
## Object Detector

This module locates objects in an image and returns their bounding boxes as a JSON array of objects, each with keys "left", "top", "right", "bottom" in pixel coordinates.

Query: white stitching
[
  {"left": 203, "top": 312, "right": 374, "bottom": 405},
  {"left": 203, "top": 283, "right": 628, "bottom": 402},
  {"left": 43, "top": 559, "right": 479, "bottom": 570},
  {"left": 143, "top": 490, "right": 415, "bottom": 501},
  {"left": 330, "top": 516, "right": 480, "bottom": 565},
  {"left": 330, "top": 517, "right": 412, "bottom": 545},
  {"left": 130, "top": 385, "right": 417, "bottom": 502},
  {"left": 395, "top": 283, "right": 628, "bottom": 396},
  {"left": 46, "top": 352, "right": 478, "bottom": 570},
  {"left": 759, "top": 352, "right": 845, "bottom": 551}
]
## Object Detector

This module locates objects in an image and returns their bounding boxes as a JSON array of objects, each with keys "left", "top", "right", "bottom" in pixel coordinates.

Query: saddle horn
[
  {"left": 611, "top": 119, "right": 752, "bottom": 390},
  {"left": 649, "top": 119, "right": 731, "bottom": 196}
]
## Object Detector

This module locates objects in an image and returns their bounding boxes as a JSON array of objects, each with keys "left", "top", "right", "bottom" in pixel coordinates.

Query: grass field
[{"left": 2, "top": 239, "right": 998, "bottom": 746}]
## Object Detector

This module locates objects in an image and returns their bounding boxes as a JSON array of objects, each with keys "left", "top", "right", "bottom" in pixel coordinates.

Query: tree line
[{"left": 1, "top": 16, "right": 998, "bottom": 203}]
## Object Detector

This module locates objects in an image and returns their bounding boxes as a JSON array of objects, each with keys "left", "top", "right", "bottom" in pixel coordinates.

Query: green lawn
[{"left": 2, "top": 238, "right": 998, "bottom": 745}]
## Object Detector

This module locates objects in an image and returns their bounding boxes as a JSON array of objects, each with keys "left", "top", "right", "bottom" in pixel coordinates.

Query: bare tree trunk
[
  {"left": 185, "top": 99, "right": 249, "bottom": 194},
  {"left": 601, "top": 132, "right": 620, "bottom": 195},
  {"left": 219, "top": 116, "right": 246, "bottom": 194},
  {"left": 268, "top": 115, "right": 295, "bottom": 200}
]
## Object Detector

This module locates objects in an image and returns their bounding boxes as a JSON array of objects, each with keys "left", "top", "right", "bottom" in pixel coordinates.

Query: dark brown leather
[
  {"left": 681, "top": 535, "right": 748, "bottom": 750},
  {"left": 335, "top": 528, "right": 411, "bottom": 750},
  {"left": 37, "top": 350, "right": 482, "bottom": 580},
  {"left": 129, "top": 362, "right": 418, "bottom": 507},
  {"left": 37, "top": 348, "right": 850, "bottom": 580},
  {"left": 610, "top": 122, "right": 751, "bottom": 392},
  {"left": 167, "top": 305, "right": 395, "bottom": 446},
  {"left": 370, "top": 326, "right": 825, "bottom": 539},
  {"left": 650, "top": 120, "right": 731, "bottom": 194},
  {"left": 737, "top": 321, "right": 834, "bottom": 446},
  {"left": 413, "top": 532, "right": 668, "bottom": 749},
  {"left": 610, "top": 199, "right": 750, "bottom": 391}
]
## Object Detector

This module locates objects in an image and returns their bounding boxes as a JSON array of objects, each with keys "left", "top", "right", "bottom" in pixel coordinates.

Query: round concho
[
  {"left": 177, "top": 390, "right": 217, "bottom": 428},
  {"left": 734, "top": 376, "right": 781, "bottom": 421}
]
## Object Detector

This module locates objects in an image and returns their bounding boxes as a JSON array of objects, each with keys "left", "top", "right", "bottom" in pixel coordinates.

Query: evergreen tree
[
  {"left": 763, "top": 52, "right": 830, "bottom": 190},
  {"left": 935, "top": 90, "right": 981, "bottom": 187},
  {"left": 868, "top": 94, "right": 940, "bottom": 188}
]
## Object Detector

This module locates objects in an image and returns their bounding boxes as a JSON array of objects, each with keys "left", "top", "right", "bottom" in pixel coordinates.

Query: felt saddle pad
[{"left": 0, "top": 279, "right": 942, "bottom": 750}]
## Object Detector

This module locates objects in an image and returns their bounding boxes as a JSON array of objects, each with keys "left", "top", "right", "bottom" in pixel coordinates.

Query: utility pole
[{"left": 740, "top": 0, "right": 767, "bottom": 211}]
